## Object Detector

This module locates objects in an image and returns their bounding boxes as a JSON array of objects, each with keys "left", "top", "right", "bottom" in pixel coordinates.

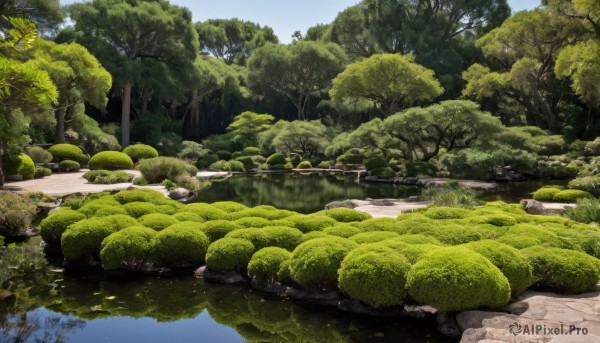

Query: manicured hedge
[
  {"left": 205, "top": 238, "right": 255, "bottom": 272},
  {"left": 40, "top": 208, "right": 87, "bottom": 246},
  {"left": 552, "top": 190, "right": 593, "bottom": 203},
  {"left": 297, "top": 161, "right": 312, "bottom": 169},
  {"left": 266, "top": 153, "right": 286, "bottom": 167},
  {"left": 59, "top": 160, "right": 80, "bottom": 173},
  {"left": 532, "top": 187, "right": 562, "bottom": 201},
  {"left": 48, "top": 144, "right": 89, "bottom": 164},
  {"left": 150, "top": 226, "right": 210, "bottom": 267},
  {"left": 123, "top": 144, "right": 159, "bottom": 163},
  {"left": 247, "top": 247, "right": 291, "bottom": 282},
  {"left": 325, "top": 208, "right": 372, "bottom": 222},
  {"left": 100, "top": 226, "right": 157, "bottom": 270},
  {"left": 89, "top": 151, "right": 134, "bottom": 170},
  {"left": 139, "top": 157, "right": 197, "bottom": 183}
]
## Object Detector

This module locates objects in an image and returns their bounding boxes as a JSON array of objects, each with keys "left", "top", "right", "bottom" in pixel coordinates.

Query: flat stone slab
[
  {"left": 459, "top": 288, "right": 600, "bottom": 343},
  {"left": 197, "top": 171, "right": 230, "bottom": 178}
]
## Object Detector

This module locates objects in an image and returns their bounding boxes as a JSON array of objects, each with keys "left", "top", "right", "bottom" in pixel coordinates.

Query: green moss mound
[
  {"left": 183, "top": 203, "right": 230, "bottom": 221},
  {"left": 114, "top": 189, "right": 165, "bottom": 204},
  {"left": 325, "top": 208, "right": 372, "bottom": 222},
  {"left": 89, "top": 151, "right": 134, "bottom": 170},
  {"left": 100, "top": 226, "right": 157, "bottom": 270},
  {"left": 353, "top": 218, "right": 406, "bottom": 233},
  {"left": 172, "top": 212, "right": 205, "bottom": 223},
  {"left": 234, "top": 217, "right": 271, "bottom": 228},
  {"left": 289, "top": 237, "right": 358, "bottom": 290},
  {"left": 225, "top": 226, "right": 303, "bottom": 251},
  {"left": 61, "top": 217, "right": 126, "bottom": 260},
  {"left": 16, "top": 154, "right": 35, "bottom": 179},
  {"left": 211, "top": 201, "right": 248, "bottom": 213},
  {"left": 286, "top": 215, "right": 338, "bottom": 233},
  {"left": 406, "top": 247, "right": 511, "bottom": 312},
  {"left": 59, "top": 160, "right": 80, "bottom": 172},
  {"left": 322, "top": 225, "right": 362, "bottom": 238},
  {"left": 338, "top": 249, "right": 411, "bottom": 308},
  {"left": 48, "top": 144, "right": 89, "bottom": 164},
  {"left": 137, "top": 213, "right": 179, "bottom": 231},
  {"left": 349, "top": 231, "right": 400, "bottom": 244},
  {"left": 378, "top": 240, "right": 442, "bottom": 264},
  {"left": 552, "top": 190, "right": 593, "bottom": 203},
  {"left": 123, "top": 144, "right": 159, "bottom": 163},
  {"left": 200, "top": 220, "right": 242, "bottom": 242},
  {"left": 532, "top": 187, "right": 562, "bottom": 202},
  {"left": 138, "top": 157, "right": 197, "bottom": 183},
  {"left": 247, "top": 247, "right": 291, "bottom": 282},
  {"left": 266, "top": 153, "right": 287, "bottom": 166},
  {"left": 297, "top": 161, "right": 312, "bottom": 169},
  {"left": 521, "top": 247, "right": 600, "bottom": 294},
  {"left": 150, "top": 226, "right": 209, "bottom": 266},
  {"left": 40, "top": 208, "right": 87, "bottom": 246},
  {"left": 410, "top": 224, "right": 483, "bottom": 245},
  {"left": 205, "top": 238, "right": 255, "bottom": 272},
  {"left": 461, "top": 240, "right": 533, "bottom": 296},
  {"left": 393, "top": 234, "right": 443, "bottom": 245},
  {"left": 423, "top": 207, "right": 471, "bottom": 220}
]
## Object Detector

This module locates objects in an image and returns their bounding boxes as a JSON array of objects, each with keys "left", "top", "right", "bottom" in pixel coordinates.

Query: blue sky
[{"left": 62, "top": 0, "right": 541, "bottom": 43}]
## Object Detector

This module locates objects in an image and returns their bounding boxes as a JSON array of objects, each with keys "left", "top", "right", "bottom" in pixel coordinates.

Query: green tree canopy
[
  {"left": 248, "top": 41, "right": 347, "bottom": 120},
  {"left": 227, "top": 111, "right": 274, "bottom": 147},
  {"left": 259, "top": 120, "right": 330, "bottom": 157},
  {"left": 330, "top": 54, "right": 444, "bottom": 116},
  {"left": 0, "top": 0, "right": 63, "bottom": 33}
]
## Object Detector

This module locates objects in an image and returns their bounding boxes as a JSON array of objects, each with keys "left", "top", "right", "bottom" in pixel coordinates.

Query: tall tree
[
  {"left": 0, "top": 0, "right": 63, "bottom": 33},
  {"left": 196, "top": 18, "right": 278, "bottom": 65},
  {"left": 259, "top": 120, "right": 330, "bottom": 157},
  {"left": 247, "top": 41, "right": 347, "bottom": 120},
  {"left": 227, "top": 111, "right": 274, "bottom": 147},
  {"left": 27, "top": 39, "right": 112, "bottom": 143},
  {"left": 330, "top": 53, "right": 444, "bottom": 116},
  {"left": 67, "top": 0, "right": 199, "bottom": 147}
]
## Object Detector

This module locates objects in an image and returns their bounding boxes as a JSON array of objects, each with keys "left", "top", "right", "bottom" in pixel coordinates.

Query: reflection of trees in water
[
  {"left": 1, "top": 312, "right": 85, "bottom": 343},
  {"left": 197, "top": 174, "right": 421, "bottom": 213}
]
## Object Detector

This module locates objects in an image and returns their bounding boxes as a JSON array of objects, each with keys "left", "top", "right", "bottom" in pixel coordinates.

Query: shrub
[
  {"left": 137, "top": 213, "right": 179, "bottom": 231},
  {"left": 139, "top": 157, "right": 196, "bottom": 183},
  {"left": 285, "top": 215, "right": 337, "bottom": 233},
  {"left": 349, "top": 231, "right": 400, "bottom": 244},
  {"left": 200, "top": 220, "right": 242, "bottom": 242},
  {"left": 406, "top": 247, "right": 511, "bottom": 311},
  {"left": 297, "top": 161, "right": 312, "bottom": 169},
  {"left": 266, "top": 153, "right": 286, "bottom": 166},
  {"left": 247, "top": 247, "right": 291, "bottom": 282},
  {"left": 468, "top": 214, "right": 518, "bottom": 227},
  {"left": 150, "top": 226, "right": 210, "bottom": 266},
  {"left": 132, "top": 176, "right": 149, "bottom": 186},
  {"left": 205, "top": 238, "right": 255, "bottom": 272},
  {"left": 461, "top": 240, "right": 533, "bottom": 296},
  {"left": 27, "top": 146, "right": 53, "bottom": 164},
  {"left": 379, "top": 240, "right": 442, "bottom": 264},
  {"left": 183, "top": 203, "right": 229, "bottom": 221},
  {"left": 48, "top": 144, "right": 89, "bottom": 164},
  {"left": 364, "top": 156, "right": 388, "bottom": 171},
  {"left": 423, "top": 207, "right": 471, "bottom": 219},
  {"left": 299, "top": 231, "right": 331, "bottom": 243},
  {"left": 317, "top": 161, "right": 331, "bottom": 169},
  {"left": 336, "top": 148, "right": 364, "bottom": 166},
  {"left": 338, "top": 249, "right": 411, "bottom": 308},
  {"left": 100, "top": 226, "right": 157, "bottom": 270},
  {"left": 553, "top": 190, "right": 593, "bottom": 202},
  {"left": 354, "top": 218, "right": 406, "bottom": 233},
  {"left": 393, "top": 234, "right": 443, "bottom": 246},
  {"left": 288, "top": 154, "right": 302, "bottom": 166},
  {"left": 123, "top": 202, "right": 158, "bottom": 218},
  {"left": 411, "top": 224, "right": 483, "bottom": 245},
  {"left": 406, "top": 162, "right": 437, "bottom": 177},
  {"left": 242, "top": 147, "right": 261, "bottom": 156},
  {"left": 58, "top": 160, "right": 80, "bottom": 173},
  {"left": 369, "top": 167, "right": 396, "bottom": 179},
  {"left": 325, "top": 208, "right": 371, "bottom": 222},
  {"left": 211, "top": 201, "right": 247, "bottom": 213},
  {"left": 564, "top": 198, "right": 600, "bottom": 224},
  {"left": 532, "top": 187, "right": 562, "bottom": 201},
  {"left": 216, "top": 150, "right": 232, "bottom": 160},
  {"left": 123, "top": 144, "right": 159, "bottom": 163},
  {"left": 227, "top": 160, "right": 245, "bottom": 172},
  {"left": 0, "top": 191, "right": 37, "bottom": 237},
  {"left": 521, "top": 247, "right": 600, "bottom": 294},
  {"left": 61, "top": 218, "right": 121, "bottom": 260},
  {"left": 34, "top": 167, "right": 52, "bottom": 179},
  {"left": 422, "top": 182, "right": 479, "bottom": 208},
  {"left": 83, "top": 170, "right": 111, "bottom": 182},
  {"left": 322, "top": 225, "right": 362, "bottom": 238},
  {"left": 289, "top": 237, "right": 358, "bottom": 290},
  {"left": 195, "top": 154, "right": 219, "bottom": 169},
  {"left": 234, "top": 217, "right": 271, "bottom": 228},
  {"left": 209, "top": 160, "right": 229, "bottom": 171},
  {"left": 569, "top": 176, "right": 600, "bottom": 196},
  {"left": 40, "top": 209, "right": 86, "bottom": 246},
  {"left": 16, "top": 154, "right": 35, "bottom": 179},
  {"left": 94, "top": 206, "right": 128, "bottom": 217},
  {"left": 235, "top": 156, "right": 256, "bottom": 170},
  {"left": 89, "top": 151, "right": 134, "bottom": 170},
  {"left": 114, "top": 189, "right": 165, "bottom": 204},
  {"left": 172, "top": 212, "right": 204, "bottom": 223},
  {"left": 226, "top": 226, "right": 303, "bottom": 251}
]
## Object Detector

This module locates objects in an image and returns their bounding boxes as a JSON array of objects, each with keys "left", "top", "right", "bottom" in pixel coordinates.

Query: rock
[
  {"left": 455, "top": 311, "right": 509, "bottom": 332},
  {"left": 521, "top": 200, "right": 545, "bottom": 215},
  {"left": 169, "top": 188, "right": 189, "bottom": 200},
  {"left": 202, "top": 268, "right": 248, "bottom": 284},
  {"left": 371, "top": 199, "right": 396, "bottom": 206},
  {"left": 407, "top": 196, "right": 424, "bottom": 202},
  {"left": 285, "top": 287, "right": 340, "bottom": 302},
  {"left": 503, "top": 301, "right": 529, "bottom": 315},
  {"left": 403, "top": 304, "right": 438, "bottom": 319},
  {"left": 337, "top": 299, "right": 401, "bottom": 317},
  {"left": 325, "top": 200, "right": 360, "bottom": 209},
  {"left": 437, "top": 312, "right": 462, "bottom": 338},
  {"left": 459, "top": 328, "right": 487, "bottom": 343},
  {"left": 251, "top": 279, "right": 287, "bottom": 293},
  {"left": 403, "top": 177, "right": 420, "bottom": 185}
]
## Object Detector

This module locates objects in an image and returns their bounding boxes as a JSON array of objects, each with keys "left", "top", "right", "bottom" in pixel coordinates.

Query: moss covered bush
[
  {"left": 61, "top": 218, "right": 124, "bottom": 260},
  {"left": 393, "top": 234, "right": 443, "bottom": 246},
  {"left": 532, "top": 188, "right": 561, "bottom": 202},
  {"left": 234, "top": 217, "right": 271, "bottom": 228},
  {"left": 84, "top": 170, "right": 133, "bottom": 184},
  {"left": 14, "top": 154, "right": 35, "bottom": 179},
  {"left": 0, "top": 191, "right": 37, "bottom": 237},
  {"left": 34, "top": 167, "right": 52, "bottom": 179},
  {"left": 89, "top": 151, "right": 134, "bottom": 170},
  {"left": 364, "top": 156, "right": 388, "bottom": 171},
  {"left": 297, "top": 161, "right": 312, "bottom": 169},
  {"left": 568, "top": 176, "right": 600, "bottom": 196},
  {"left": 40, "top": 208, "right": 87, "bottom": 246},
  {"left": 48, "top": 144, "right": 89, "bottom": 164},
  {"left": 552, "top": 190, "right": 593, "bottom": 203},
  {"left": 266, "top": 153, "right": 287, "bottom": 169},
  {"left": 247, "top": 247, "right": 291, "bottom": 282},
  {"left": 139, "top": 157, "right": 197, "bottom": 183},
  {"left": 27, "top": 146, "right": 53, "bottom": 164},
  {"left": 58, "top": 160, "right": 81, "bottom": 173},
  {"left": 325, "top": 208, "right": 372, "bottom": 222},
  {"left": 183, "top": 203, "right": 229, "bottom": 221},
  {"left": 100, "top": 226, "right": 157, "bottom": 270},
  {"left": 150, "top": 226, "right": 209, "bottom": 266},
  {"left": 137, "top": 213, "right": 179, "bottom": 231},
  {"left": 235, "top": 156, "right": 257, "bottom": 170},
  {"left": 200, "top": 220, "right": 242, "bottom": 242},
  {"left": 195, "top": 154, "right": 219, "bottom": 169},
  {"left": 205, "top": 238, "right": 255, "bottom": 272},
  {"left": 406, "top": 247, "right": 511, "bottom": 311},
  {"left": 123, "top": 144, "right": 159, "bottom": 163},
  {"left": 521, "top": 247, "right": 600, "bottom": 294},
  {"left": 461, "top": 240, "right": 533, "bottom": 296},
  {"left": 423, "top": 207, "right": 471, "bottom": 220},
  {"left": 353, "top": 218, "right": 406, "bottom": 233},
  {"left": 338, "top": 248, "right": 411, "bottom": 308},
  {"left": 406, "top": 162, "right": 437, "bottom": 177},
  {"left": 289, "top": 237, "right": 358, "bottom": 290},
  {"left": 322, "top": 225, "right": 362, "bottom": 238},
  {"left": 226, "top": 226, "right": 302, "bottom": 251},
  {"left": 411, "top": 224, "right": 483, "bottom": 245},
  {"left": 349, "top": 231, "right": 400, "bottom": 244}
]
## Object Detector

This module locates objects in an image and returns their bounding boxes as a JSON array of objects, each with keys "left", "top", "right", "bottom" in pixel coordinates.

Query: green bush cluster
[
  {"left": 324, "top": 208, "right": 372, "bottom": 222},
  {"left": 58, "top": 160, "right": 80, "bottom": 173},
  {"left": 48, "top": 144, "right": 89, "bottom": 164},
  {"left": 26, "top": 146, "right": 53, "bottom": 164},
  {"left": 266, "top": 153, "right": 287, "bottom": 168},
  {"left": 40, "top": 208, "right": 87, "bottom": 246},
  {"left": 139, "top": 157, "right": 197, "bottom": 183},
  {"left": 34, "top": 167, "right": 52, "bottom": 178},
  {"left": 533, "top": 187, "right": 594, "bottom": 202},
  {"left": 406, "top": 162, "right": 437, "bottom": 177},
  {"left": 89, "top": 151, "right": 134, "bottom": 170},
  {"left": 0, "top": 191, "right": 37, "bottom": 237},
  {"left": 150, "top": 226, "right": 210, "bottom": 267},
  {"left": 123, "top": 144, "right": 159, "bottom": 163},
  {"left": 83, "top": 170, "right": 133, "bottom": 184},
  {"left": 247, "top": 247, "right": 291, "bottom": 282},
  {"left": 297, "top": 161, "right": 312, "bottom": 169},
  {"left": 100, "top": 226, "right": 157, "bottom": 270},
  {"left": 569, "top": 176, "right": 600, "bottom": 196},
  {"left": 205, "top": 238, "right": 255, "bottom": 272}
]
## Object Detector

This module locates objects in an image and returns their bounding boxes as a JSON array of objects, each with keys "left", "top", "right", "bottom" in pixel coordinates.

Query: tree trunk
[
  {"left": 121, "top": 82, "right": 133, "bottom": 148},
  {"left": 55, "top": 107, "right": 66, "bottom": 144},
  {"left": 0, "top": 143, "right": 4, "bottom": 187}
]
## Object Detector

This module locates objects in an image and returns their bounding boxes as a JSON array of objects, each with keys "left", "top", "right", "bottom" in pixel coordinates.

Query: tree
[
  {"left": 0, "top": 0, "right": 63, "bottom": 33},
  {"left": 0, "top": 17, "right": 57, "bottom": 185},
  {"left": 196, "top": 18, "right": 278, "bottom": 65},
  {"left": 248, "top": 41, "right": 347, "bottom": 120},
  {"left": 67, "top": 0, "right": 199, "bottom": 147},
  {"left": 463, "top": 9, "right": 587, "bottom": 132},
  {"left": 546, "top": 0, "right": 600, "bottom": 38},
  {"left": 347, "top": 118, "right": 395, "bottom": 158},
  {"left": 27, "top": 39, "right": 112, "bottom": 143},
  {"left": 259, "top": 120, "right": 330, "bottom": 157},
  {"left": 330, "top": 54, "right": 443, "bottom": 116},
  {"left": 227, "top": 111, "right": 274, "bottom": 147}
]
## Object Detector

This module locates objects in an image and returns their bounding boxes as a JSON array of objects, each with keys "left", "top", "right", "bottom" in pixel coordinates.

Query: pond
[
  {"left": 194, "top": 173, "right": 567, "bottom": 213},
  {"left": 0, "top": 240, "right": 453, "bottom": 343}
]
